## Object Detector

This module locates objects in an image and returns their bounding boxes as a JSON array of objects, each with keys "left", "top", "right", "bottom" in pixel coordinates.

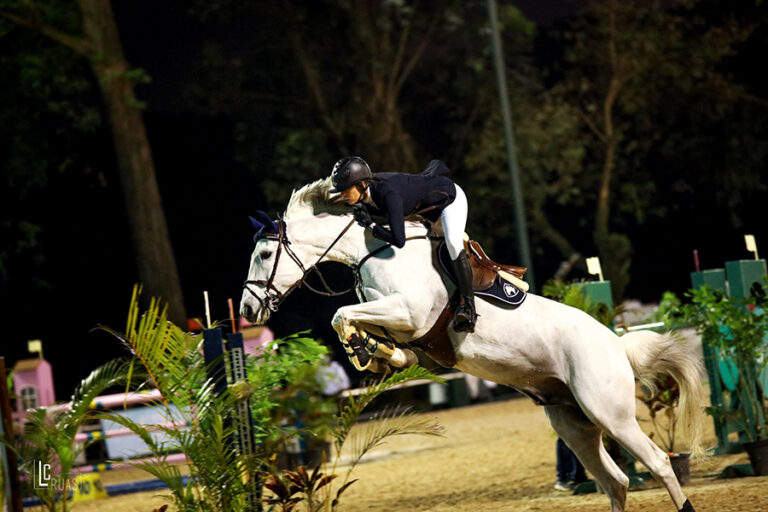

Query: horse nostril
[{"left": 242, "top": 304, "right": 253, "bottom": 319}]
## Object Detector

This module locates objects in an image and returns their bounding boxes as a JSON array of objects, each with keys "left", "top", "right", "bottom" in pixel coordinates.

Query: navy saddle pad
[{"left": 437, "top": 241, "right": 527, "bottom": 307}]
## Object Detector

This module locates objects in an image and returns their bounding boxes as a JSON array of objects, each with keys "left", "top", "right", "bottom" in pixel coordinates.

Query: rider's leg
[{"left": 442, "top": 184, "right": 476, "bottom": 332}]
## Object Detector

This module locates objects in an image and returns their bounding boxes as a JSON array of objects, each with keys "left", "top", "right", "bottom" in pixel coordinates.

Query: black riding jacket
[{"left": 360, "top": 161, "right": 456, "bottom": 248}]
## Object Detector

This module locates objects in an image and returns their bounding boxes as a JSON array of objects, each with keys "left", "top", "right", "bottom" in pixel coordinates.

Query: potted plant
[
  {"left": 637, "top": 375, "right": 691, "bottom": 484},
  {"left": 678, "top": 285, "right": 768, "bottom": 475}
]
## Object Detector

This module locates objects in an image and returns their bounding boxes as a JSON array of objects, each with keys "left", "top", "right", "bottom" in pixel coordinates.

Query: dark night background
[{"left": 1, "top": 0, "right": 766, "bottom": 399}]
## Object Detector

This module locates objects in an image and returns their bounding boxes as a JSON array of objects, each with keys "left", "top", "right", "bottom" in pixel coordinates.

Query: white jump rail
[
  {"left": 11, "top": 389, "right": 186, "bottom": 474},
  {"left": 44, "top": 388, "right": 164, "bottom": 415}
]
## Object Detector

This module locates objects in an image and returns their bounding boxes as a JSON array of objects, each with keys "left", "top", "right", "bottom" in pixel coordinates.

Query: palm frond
[
  {"left": 62, "top": 358, "right": 141, "bottom": 433},
  {"left": 96, "top": 285, "right": 202, "bottom": 414},
  {"left": 345, "top": 405, "right": 444, "bottom": 471},
  {"left": 333, "top": 365, "right": 444, "bottom": 453},
  {"left": 92, "top": 411, "right": 169, "bottom": 455}
]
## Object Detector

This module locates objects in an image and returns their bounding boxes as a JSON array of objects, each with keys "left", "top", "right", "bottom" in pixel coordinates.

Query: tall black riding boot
[{"left": 451, "top": 249, "right": 476, "bottom": 333}]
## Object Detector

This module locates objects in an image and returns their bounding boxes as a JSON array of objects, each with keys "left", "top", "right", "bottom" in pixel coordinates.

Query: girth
[{"left": 407, "top": 293, "right": 459, "bottom": 368}]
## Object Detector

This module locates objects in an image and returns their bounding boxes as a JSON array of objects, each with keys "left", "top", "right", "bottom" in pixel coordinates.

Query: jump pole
[{"left": 200, "top": 294, "right": 260, "bottom": 511}]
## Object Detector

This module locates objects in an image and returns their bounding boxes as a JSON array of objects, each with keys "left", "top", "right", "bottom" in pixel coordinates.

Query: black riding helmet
[{"left": 330, "top": 156, "right": 373, "bottom": 193}]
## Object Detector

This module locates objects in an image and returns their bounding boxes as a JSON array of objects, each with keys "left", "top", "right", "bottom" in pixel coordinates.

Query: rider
[{"left": 329, "top": 156, "right": 476, "bottom": 333}]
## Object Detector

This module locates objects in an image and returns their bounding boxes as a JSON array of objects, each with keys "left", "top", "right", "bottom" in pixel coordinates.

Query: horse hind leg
[
  {"left": 574, "top": 381, "right": 693, "bottom": 511},
  {"left": 545, "top": 405, "right": 629, "bottom": 512},
  {"left": 604, "top": 419, "right": 693, "bottom": 511}
]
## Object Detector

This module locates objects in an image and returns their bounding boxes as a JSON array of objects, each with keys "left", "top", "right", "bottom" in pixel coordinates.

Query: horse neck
[{"left": 287, "top": 215, "right": 366, "bottom": 267}]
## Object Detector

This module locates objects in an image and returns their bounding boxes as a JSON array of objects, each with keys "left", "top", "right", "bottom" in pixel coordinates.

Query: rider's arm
[{"left": 371, "top": 192, "right": 406, "bottom": 248}]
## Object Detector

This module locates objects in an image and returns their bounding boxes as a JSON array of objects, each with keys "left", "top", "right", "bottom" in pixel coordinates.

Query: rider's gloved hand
[{"left": 353, "top": 204, "right": 373, "bottom": 229}]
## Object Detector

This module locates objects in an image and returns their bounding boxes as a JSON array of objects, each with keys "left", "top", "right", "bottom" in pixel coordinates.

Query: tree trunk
[
  {"left": 593, "top": 0, "right": 631, "bottom": 300},
  {"left": 78, "top": 0, "right": 186, "bottom": 323}
]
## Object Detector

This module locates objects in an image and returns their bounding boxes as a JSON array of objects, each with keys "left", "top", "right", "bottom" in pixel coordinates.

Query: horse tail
[{"left": 622, "top": 330, "right": 705, "bottom": 455}]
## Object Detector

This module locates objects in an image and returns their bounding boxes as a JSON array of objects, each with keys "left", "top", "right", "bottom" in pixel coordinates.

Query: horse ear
[
  {"left": 249, "top": 216, "right": 265, "bottom": 232},
  {"left": 250, "top": 210, "right": 279, "bottom": 236}
]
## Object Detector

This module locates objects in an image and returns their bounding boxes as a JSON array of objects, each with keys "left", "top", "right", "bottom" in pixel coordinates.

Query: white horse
[{"left": 240, "top": 178, "right": 704, "bottom": 512}]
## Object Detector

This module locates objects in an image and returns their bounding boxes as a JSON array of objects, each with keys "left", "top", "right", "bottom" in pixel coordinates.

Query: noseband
[{"left": 243, "top": 217, "right": 357, "bottom": 313}]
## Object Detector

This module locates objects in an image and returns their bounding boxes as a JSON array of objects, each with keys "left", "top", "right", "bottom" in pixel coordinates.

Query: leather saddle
[
  {"left": 464, "top": 238, "right": 527, "bottom": 291},
  {"left": 408, "top": 237, "right": 528, "bottom": 368},
  {"left": 437, "top": 239, "right": 528, "bottom": 306}
]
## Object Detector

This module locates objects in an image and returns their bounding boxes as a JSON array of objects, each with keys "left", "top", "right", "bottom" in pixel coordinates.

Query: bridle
[{"left": 242, "top": 216, "right": 357, "bottom": 313}]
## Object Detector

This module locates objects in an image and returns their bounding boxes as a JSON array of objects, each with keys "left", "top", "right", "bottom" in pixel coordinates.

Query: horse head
[
  {"left": 240, "top": 211, "right": 308, "bottom": 325},
  {"left": 240, "top": 179, "right": 352, "bottom": 325}
]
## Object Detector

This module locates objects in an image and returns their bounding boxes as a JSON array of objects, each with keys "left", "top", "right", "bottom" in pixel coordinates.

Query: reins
[
  {"left": 243, "top": 209, "right": 439, "bottom": 315},
  {"left": 243, "top": 217, "right": 357, "bottom": 312}
]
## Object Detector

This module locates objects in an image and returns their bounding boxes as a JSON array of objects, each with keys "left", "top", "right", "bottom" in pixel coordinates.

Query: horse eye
[{"left": 260, "top": 250, "right": 272, "bottom": 260}]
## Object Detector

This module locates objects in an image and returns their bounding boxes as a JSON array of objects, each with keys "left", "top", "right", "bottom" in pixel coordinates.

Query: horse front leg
[{"left": 331, "top": 294, "right": 419, "bottom": 373}]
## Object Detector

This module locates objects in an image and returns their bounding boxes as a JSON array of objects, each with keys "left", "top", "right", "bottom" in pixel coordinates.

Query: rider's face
[{"left": 340, "top": 183, "right": 365, "bottom": 205}]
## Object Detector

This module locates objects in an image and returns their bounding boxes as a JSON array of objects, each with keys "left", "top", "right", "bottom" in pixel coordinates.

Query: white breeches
[{"left": 441, "top": 184, "right": 468, "bottom": 260}]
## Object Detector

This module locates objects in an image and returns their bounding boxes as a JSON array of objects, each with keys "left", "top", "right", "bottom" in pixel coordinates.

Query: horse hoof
[{"left": 369, "top": 358, "right": 392, "bottom": 375}]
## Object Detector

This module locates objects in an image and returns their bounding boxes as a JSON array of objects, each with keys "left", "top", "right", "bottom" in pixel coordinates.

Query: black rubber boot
[{"left": 451, "top": 249, "right": 476, "bottom": 333}]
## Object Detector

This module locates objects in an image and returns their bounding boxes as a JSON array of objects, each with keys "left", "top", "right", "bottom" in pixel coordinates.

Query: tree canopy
[{"left": 1, "top": 0, "right": 767, "bottom": 393}]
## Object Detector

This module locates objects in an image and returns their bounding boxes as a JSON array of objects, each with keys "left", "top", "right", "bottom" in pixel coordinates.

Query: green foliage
[
  {"left": 246, "top": 333, "right": 337, "bottom": 455},
  {"left": 676, "top": 286, "right": 768, "bottom": 441},
  {"left": 542, "top": 279, "right": 620, "bottom": 327},
  {"left": 96, "top": 286, "right": 263, "bottom": 511},
  {"left": 257, "top": 129, "right": 333, "bottom": 214},
  {"left": 332, "top": 365, "right": 445, "bottom": 457},
  {"left": 0, "top": 6, "right": 101, "bottom": 284},
  {"left": 646, "top": 291, "right": 683, "bottom": 324},
  {"left": 92, "top": 287, "right": 444, "bottom": 512},
  {"left": 463, "top": 0, "right": 768, "bottom": 296},
  {"left": 265, "top": 365, "right": 445, "bottom": 512},
  {"left": 97, "top": 285, "right": 203, "bottom": 415}
]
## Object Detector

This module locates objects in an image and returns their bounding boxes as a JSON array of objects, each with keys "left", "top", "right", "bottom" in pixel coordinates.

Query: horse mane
[
  {"left": 283, "top": 177, "right": 430, "bottom": 236},
  {"left": 284, "top": 177, "right": 350, "bottom": 219}
]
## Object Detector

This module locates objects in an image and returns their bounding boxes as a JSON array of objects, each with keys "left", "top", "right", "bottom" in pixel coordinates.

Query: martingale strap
[{"left": 407, "top": 293, "right": 459, "bottom": 368}]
